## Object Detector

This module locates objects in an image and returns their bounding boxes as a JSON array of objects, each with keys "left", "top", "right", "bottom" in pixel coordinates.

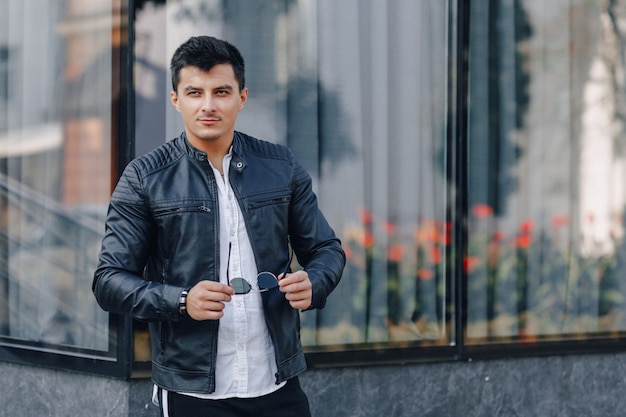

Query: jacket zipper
[
  {"left": 247, "top": 196, "right": 291, "bottom": 210},
  {"left": 154, "top": 205, "right": 212, "bottom": 216}
]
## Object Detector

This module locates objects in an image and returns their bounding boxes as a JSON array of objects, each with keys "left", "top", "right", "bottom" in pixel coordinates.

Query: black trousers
[{"left": 159, "top": 377, "right": 312, "bottom": 417}]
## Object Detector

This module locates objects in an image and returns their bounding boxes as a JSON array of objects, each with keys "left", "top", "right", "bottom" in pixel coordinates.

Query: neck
[{"left": 186, "top": 132, "right": 234, "bottom": 174}]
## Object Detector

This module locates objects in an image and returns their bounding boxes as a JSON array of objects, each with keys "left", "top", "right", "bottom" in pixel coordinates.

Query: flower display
[{"left": 307, "top": 202, "right": 626, "bottom": 348}]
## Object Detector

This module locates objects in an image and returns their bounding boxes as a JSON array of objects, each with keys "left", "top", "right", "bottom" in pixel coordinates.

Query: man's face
[{"left": 170, "top": 64, "right": 248, "bottom": 149}]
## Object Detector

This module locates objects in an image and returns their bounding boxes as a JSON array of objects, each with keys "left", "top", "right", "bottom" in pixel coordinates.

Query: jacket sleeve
[
  {"left": 92, "top": 162, "right": 183, "bottom": 321},
  {"left": 287, "top": 153, "right": 346, "bottom": 310}
]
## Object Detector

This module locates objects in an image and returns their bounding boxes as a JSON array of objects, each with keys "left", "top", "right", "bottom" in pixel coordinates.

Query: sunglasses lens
[
  {"left": 257, "top": 272, "right": 279, "bottom": 290},
  {"left": 231, "top": 278, "right": 252, "bottom": 294}
]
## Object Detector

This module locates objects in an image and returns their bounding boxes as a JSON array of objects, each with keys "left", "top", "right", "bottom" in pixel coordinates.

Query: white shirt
[{"left": 184, "top": 151, "right": 284, "bottom": 399}]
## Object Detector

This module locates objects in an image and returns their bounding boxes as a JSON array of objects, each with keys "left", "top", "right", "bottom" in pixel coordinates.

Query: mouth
[{"left": 199, "top": 117, "right": 220, "bottom": 125}]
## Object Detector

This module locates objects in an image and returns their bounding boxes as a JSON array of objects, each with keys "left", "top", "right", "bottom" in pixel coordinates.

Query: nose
[{"left": 201, "top": 96, "right": 216, "bottom": 113}]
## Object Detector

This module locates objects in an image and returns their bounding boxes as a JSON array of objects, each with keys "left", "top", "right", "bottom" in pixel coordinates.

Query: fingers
[
  {"left": 186, "top": 280, "right": 234, "bottom": 321},
  {"left": 278, "top": 270, "right": 312, "bottom": 310}
]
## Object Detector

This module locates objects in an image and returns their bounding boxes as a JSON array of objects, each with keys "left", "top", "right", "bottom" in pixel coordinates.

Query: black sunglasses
[{"left": 227, "top": 241, "right": 294, "bottom": 295}]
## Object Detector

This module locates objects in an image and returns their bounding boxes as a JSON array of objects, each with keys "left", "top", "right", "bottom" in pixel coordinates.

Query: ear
[
  {"left": 239, "top": 88, "right": 248, "bottom": 110},
  {"left": 170, "top": 90, "right": 180, "bottom": 112}
]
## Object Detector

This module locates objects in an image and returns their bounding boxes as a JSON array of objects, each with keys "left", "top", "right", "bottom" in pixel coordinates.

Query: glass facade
[
  {"left": 0, "top": 0, "right": 129, "bottom": 372},
  {"left": 1, "top": 0, "right": 626, "bottom": 376},
  {"left": 467, "top": 0, "right": 626, "bottom": 345}
]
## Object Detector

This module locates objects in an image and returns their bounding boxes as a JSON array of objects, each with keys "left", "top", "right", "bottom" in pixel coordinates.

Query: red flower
[
  {"left": 359, "top": 208, "right": 374, "bottom": 224},
  {"left": 463, "top": 256, "right": 480, "bottom": 272},
  {"left": 492, "top": 230, "right": 506, "bottom": 242},
  {"left": 471, "top": 204, "right": 494, "bottom": 218},
  {"left": 387, "top": 244, "right": 404, "bottom": 262},
  {"left": 364, "top": 233, "right": 375, "bottom": 248},
  {"left": 519, "top": 219, "right": 534, "bottom": 233},
  {"left": 382, "top": 221, "right": 396, "bottom": 235},
  {"left": 515, "top": 234, "right": 532, "bottom": 248},
  {"left": 430, "top": 246, "right": 441, "bottom": 264},
  {"left": 551, "top": 215, "right": 570, "bottom": 228},
  {"left": 417, "top": 268, "right": 434, "bottom": 280}
]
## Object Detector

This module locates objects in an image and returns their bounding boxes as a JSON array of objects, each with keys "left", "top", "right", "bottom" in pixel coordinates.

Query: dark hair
[{"left": 170, "top": 36, "right": 245, "bottom": 92}]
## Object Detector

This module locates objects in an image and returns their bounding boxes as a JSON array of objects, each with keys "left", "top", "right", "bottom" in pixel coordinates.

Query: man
[{"left": 92, "top": 36, "right": 345, "bottom": 417}]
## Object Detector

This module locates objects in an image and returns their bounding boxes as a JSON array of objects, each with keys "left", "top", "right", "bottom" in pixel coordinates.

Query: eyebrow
[
  {"left": 182, "top": 85, "right": 201, "bottom": 93},
  {"left": 213, "top": 84, "right": 234, "bottom": 91},
  {"left": 182, "top": 84, "right": 234, "bottom": 93}
]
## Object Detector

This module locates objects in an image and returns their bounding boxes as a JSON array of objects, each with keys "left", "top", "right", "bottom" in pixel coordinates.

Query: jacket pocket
[
  {"left": 246, "top": 195, "right": 291, "bottom": 210},
  {"left": 153, "top": 204, "right": 212, "bottom": 217},
  {"left": 151, "top": 201, "right": 217, "bottom": 282}
]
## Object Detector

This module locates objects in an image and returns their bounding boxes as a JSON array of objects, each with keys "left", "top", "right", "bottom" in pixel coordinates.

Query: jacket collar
[
  {"left": 230, "top": 132, "right": 248, "bottom": 174},
  {"left": 180, "top": 131, "right": 248, "bottom": 174}
]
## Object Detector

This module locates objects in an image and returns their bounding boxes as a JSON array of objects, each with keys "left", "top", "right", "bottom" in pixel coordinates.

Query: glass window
[
  {"left": 467, "top": 1, "right": 626, "bottom": 343},
  {"left": 133, "top": 0, "right": 451, "bottom": 362},
  {"left": 300, "top": 0, "right": 450, "bottom": 347},
  {"left": 0, "top": 0, "right": 130, "bottom": 373}
]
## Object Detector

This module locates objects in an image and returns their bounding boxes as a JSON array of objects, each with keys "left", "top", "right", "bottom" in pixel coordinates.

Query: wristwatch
[{"left": 179, "top": 290, "right": 189, "bottom": 317}]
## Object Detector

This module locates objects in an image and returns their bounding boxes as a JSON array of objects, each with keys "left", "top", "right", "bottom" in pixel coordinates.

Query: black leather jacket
[{"left": 93, "top": 131, "right": 345, "bottom": 394}]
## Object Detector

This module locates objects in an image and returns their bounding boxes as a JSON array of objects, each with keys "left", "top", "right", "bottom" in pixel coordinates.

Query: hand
[
  {"left": 185, "top": 280, "right": 234, "bottom": 320},
  {"left": 278, "top": 270, "right": 312, "bottom": 310}
]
